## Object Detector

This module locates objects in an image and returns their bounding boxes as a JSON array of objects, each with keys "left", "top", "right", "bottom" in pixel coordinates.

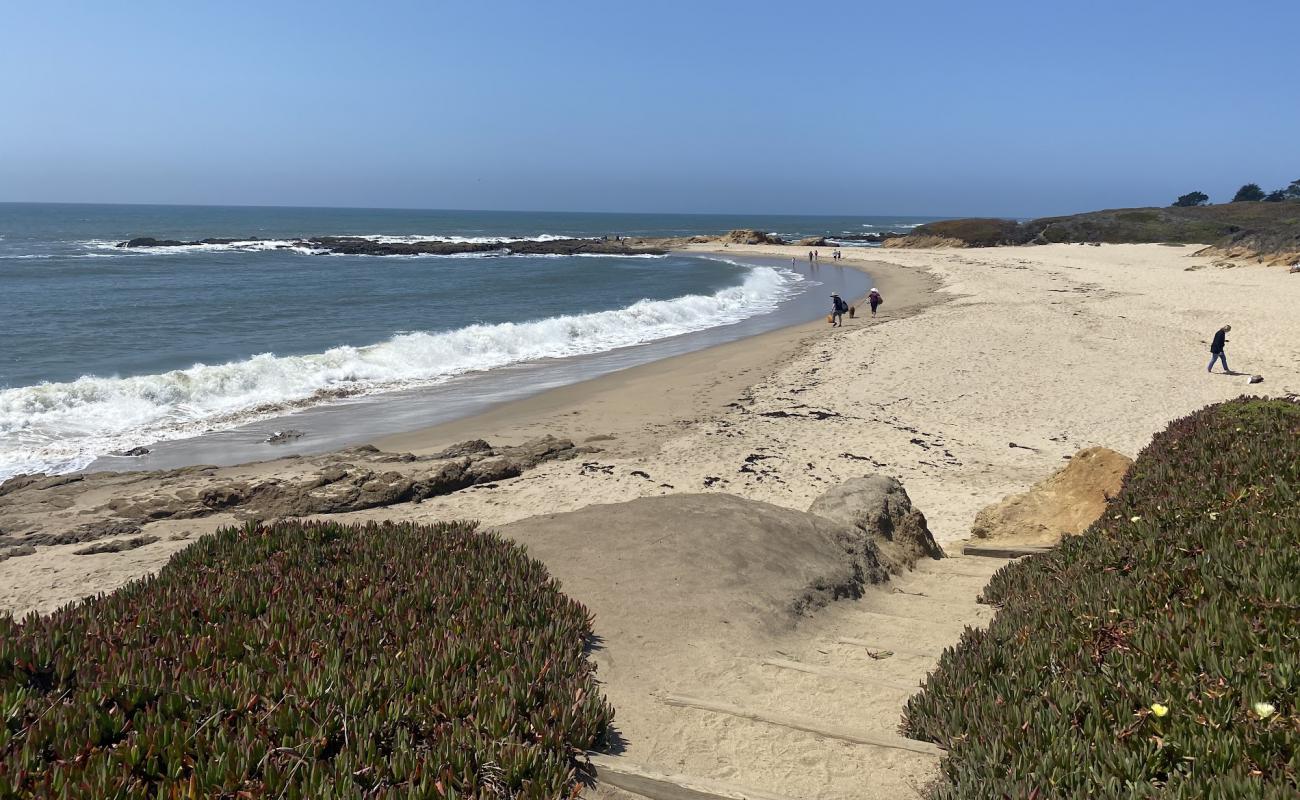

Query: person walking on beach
[
  {"left": 830, "top": 293, "right": 848, "bottom": 326},
  {"left": 868, "top": 287, "right": 883, "bottom": 316},
  {"left": 1207, "top": 324, "right": 1232, "bottom": 373}
]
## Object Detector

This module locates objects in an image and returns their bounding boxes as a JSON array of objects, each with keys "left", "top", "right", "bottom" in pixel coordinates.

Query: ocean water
[{"left": 0, "top": 203, "right": 927, "bottom": 478}]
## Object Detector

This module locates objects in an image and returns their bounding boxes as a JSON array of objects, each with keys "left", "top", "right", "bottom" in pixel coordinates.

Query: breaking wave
[
  {"left": 81, "top": 233, "right": 599, "bottom": 256},
  {"left": 0, "top": 265, "right": 801, "bottom": 478}
]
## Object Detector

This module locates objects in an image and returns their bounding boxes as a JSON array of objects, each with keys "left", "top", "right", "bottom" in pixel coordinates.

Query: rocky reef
[{"left": 118, "top": 236, "right": 668, "bottom": 256}]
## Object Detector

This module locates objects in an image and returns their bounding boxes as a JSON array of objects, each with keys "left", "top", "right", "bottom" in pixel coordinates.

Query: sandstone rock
[
  {"left": 432, "top": 439, "right": 493, "bottom": 458},
  {"left": 0, "top": 519, "right": 142, "bottom": 549},
  {"left": 0, "top": 474, "right": 44, "bottom": 497},
  {"left": 794, "top": 236, "right": 828, "bottom": 247},
  {"left": 0, "top": 544, "right": 36, "bottom": 561},
  {"left": 74, "top": 535, "right": 159, "bottom": 555},
  {"left": 720, "top": 229, "right": 785, "bottom": 246},
  {"left": 807, "top": 476, "right": 944, "bottom": 573},
  {"left": 499, "top": 494, "right": 888, "bottom": 633},
  {"left": 969, "top": 446, "right": 1133, "bottom": 547}
]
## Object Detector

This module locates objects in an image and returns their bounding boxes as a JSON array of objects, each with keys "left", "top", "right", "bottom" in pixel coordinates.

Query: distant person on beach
[
  {"left": 868, "top": 287, "right": 883, "bottom": 316},
  {"left": 830, "top": 293, "right": 848, "bottom": 326},
  {"left": 808, "top": 251, "right": 814, "bottom": 262},
  {"left": 1207, "top": 325, "right": 1232, "bottom": 373}
]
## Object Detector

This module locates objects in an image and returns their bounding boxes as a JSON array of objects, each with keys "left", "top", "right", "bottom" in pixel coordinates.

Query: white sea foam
[
  {"left": 0, "top": 266, "right": 801, "bottom": 479},
  {"left": 81, "top": 233, "right": 597, "bottom": 256}
]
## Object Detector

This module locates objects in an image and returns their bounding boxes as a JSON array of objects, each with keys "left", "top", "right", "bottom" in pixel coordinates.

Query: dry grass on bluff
[{"left": 894, "top": 202, "right": 1300, "bottom": 263}]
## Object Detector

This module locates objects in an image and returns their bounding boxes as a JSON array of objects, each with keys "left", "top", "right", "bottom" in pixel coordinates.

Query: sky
[{"left": 2, "top": 0, "right": 1298, "bottom": 217}]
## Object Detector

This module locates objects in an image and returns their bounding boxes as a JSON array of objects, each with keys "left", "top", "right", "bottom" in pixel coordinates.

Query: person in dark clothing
[
  {"left": 1207, "top": 325, "right": 1232, "bottom": 373},
  {"left": 868, "top": 287, "right": 883, "bottom": 316},
  {"left": 830, "top": 293, "right": 848, "bottom": 326}
]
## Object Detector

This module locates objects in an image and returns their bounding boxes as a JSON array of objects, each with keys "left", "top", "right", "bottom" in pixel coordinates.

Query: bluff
[{"left": 888, "top": 202, "right": 1300, "bottom": 264}]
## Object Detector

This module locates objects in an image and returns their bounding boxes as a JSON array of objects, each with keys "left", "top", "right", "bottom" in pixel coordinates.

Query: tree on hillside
[
  {"left": 1172, "top": 191, "right": 1210, "bottom": 207},
  {"left": 1232, "top": 183, "right": 1266, "bottom": 202},
  {"left": 1286, "top": 179, "right": 1300, "bottom": 200},
  {"left": 1264, "top": 189, "right": 1286, "bottom": 202}
]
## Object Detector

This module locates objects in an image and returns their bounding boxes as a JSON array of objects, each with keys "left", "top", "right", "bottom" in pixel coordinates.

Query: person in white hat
[{"left": 868, "top": 287, "right": 883, "bottom": 316}]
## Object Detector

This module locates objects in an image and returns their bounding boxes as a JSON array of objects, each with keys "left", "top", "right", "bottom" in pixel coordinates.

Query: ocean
[{"left": 0, "top": 203, "right": 938, "bottom": 479}]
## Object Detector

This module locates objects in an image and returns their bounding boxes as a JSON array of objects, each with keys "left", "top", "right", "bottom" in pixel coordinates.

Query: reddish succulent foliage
[
  {"left": 904, "top": 398, "right": 1299, "bottom": 798},
  {"left": 0, "top": 520, "right": 612, "bottom": 798}
]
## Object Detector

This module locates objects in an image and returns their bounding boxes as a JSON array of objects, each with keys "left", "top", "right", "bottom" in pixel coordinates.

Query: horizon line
[{"left": 0, "top": 199, "right": 979, "bottom": 220}]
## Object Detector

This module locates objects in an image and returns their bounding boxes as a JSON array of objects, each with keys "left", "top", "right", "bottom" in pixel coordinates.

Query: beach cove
[{"left": 2, "top": 241, "right": 1297, "bottom": 797}]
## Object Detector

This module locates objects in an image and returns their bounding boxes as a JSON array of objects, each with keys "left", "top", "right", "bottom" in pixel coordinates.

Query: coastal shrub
[
  {"left": 1172, "top": 191, "right": 1209, "bottom": 208},
  {"left": 904, "top": 398, "right": 1300, "bottom": 798},
  {"left": 0, "top": 520, "right": 612, "bottom": 798},
  {"left": 908, "top": 218, "right": 1022, "bottom": 247},
  {"left": 1233, "top": 183, "right": 1266, "bottom": 202}
]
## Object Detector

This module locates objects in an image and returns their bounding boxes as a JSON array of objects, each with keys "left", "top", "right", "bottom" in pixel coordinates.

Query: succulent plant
[
  {"left": 0, "top": 520, "right": 613, "bottom": 798},
  {"left": 903, "top": 398, "right": 1299, "bottom": 798}
]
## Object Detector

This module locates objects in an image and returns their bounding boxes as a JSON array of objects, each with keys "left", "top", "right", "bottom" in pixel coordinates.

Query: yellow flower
[
  {"left": 1150, "top": 703, "right": 1169, "bottom": 718},
  {"left": 1254, "top": 702, "right": 1276, "bottom": 719}
]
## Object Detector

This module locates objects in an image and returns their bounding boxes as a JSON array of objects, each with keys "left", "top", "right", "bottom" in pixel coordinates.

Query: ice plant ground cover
[
  {"left": 904, "top": 398, "right": 1299, "bottom": 798},
  {"left": 0, "top": 520, "right": 612, "bottom": 798}
]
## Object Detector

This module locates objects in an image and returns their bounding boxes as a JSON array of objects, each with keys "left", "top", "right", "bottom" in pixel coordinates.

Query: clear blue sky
[{"left": 2, "top": 0, "right": 1297, "bottom": 217}]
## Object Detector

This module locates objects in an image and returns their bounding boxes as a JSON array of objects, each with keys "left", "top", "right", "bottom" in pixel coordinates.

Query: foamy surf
[
  {"left": 81, "top": 233, "right": 599, "bottom": 256},
  {"left": 0, "top": 265, "right": 801, "bottom": 479}
]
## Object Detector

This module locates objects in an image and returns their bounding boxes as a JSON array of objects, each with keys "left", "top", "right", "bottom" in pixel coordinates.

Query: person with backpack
[
  {"left": 1207, "top": 324, "right": 1232, "bottom": 373},
  {"left": 868, "top": 287, "right": 883, "bottom": 316},
  {"left": 830, "top": 293, "right": 848, "bottom": 326}
]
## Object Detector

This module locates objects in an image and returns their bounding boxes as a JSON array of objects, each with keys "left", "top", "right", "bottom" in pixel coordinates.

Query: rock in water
[
  {"left": 807, "top": 476, "right": 944, "bottom": 573},
  {"left": 969, "top": 446, "right": 1133, "bottom": 548},
  {"left": 266, "top": 430, "right": 305, "bottom": 444}
]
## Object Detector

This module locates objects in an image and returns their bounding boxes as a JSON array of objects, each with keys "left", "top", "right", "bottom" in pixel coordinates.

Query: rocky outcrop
[
  {"left": 118, "top": 236, "right": 667, "bottom": 257},
  {"left": 793, "top": 236, "right": 828, "bottom": 247},
  {"left": 102, "top": 436, "right": 582, "bottom": 522},
  {"left": 807, "top": 476, "right": 944, "bottom": 573},
  {"left": 969, "top": 446, "right": 1133, "bottom": 547},
  {"left": 0, "top": 437, "right": 584, "bottom": 559},
  {"left": 719, "top": 229, "right": 786, "bottom": 246},
  {"left": 499, "top": 493, "right": 889, "bottom": 631}
]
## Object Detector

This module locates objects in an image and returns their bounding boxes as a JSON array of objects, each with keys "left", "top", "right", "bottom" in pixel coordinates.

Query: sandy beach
[
  {"left": 369, "top": 241, "right": 1299, "bottom": 541},
  {"left": 3, "top": 242, "right": 1297, "bottom": 797}
]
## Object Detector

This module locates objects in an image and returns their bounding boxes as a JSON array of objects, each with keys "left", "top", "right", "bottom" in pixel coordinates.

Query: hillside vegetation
[
  {"left": 904, "top": 398, "right": 1300, "bottom": 798},
  {"left": 894, "top": 203, "right": 1300, "bottom": 264},
  {"left": 0, "top": 520, "right": 612, "bottom": 798}
]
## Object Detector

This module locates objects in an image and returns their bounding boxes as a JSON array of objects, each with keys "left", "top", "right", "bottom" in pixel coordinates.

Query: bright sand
[{"left": 3, "top": 243, "right": 1298, "bottom": 797}]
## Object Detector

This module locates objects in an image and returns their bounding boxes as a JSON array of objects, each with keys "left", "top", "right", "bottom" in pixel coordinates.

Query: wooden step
[
  {"left": 658, "top": 694, "right": 944, "bottom": 757},
  {"left": 587, "top": 753, "right": 797, "bottom": 800},
  {"left": 760, "top": 657, "right": 919, "bottom": 692},
  {"left": 960, "top": 543, "right": 1053, "bottom": 558},
  {"left": 835, "top": 636, "right": 943, "bottom": 660}
]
